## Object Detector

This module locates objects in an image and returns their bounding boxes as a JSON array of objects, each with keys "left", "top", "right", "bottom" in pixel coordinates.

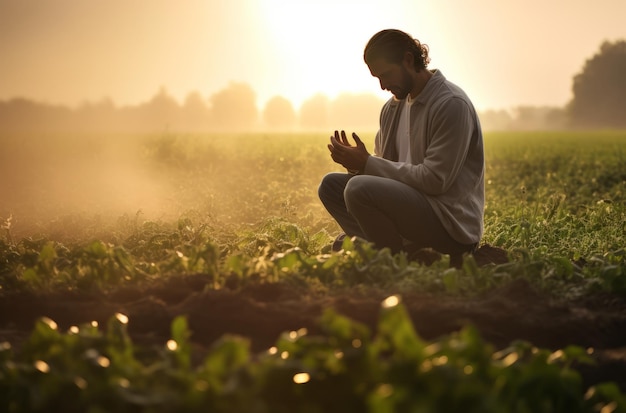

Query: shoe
[
  {"left": 332, "top": 233, "right": 346, "bottom": 252},
  {"left": 407, "top": 247, "right": 442, "bottom": 266}
]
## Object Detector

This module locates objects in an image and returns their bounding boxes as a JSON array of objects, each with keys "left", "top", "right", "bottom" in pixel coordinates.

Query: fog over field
[
  {"left": 1, "top": 134, "right": 170, "bottom": 236},
  {"left": 0, "top": 132, "right": 339, "bottom": 240}
]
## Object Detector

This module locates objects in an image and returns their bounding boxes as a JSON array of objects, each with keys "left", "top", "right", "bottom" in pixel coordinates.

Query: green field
[{"left": 1, "top": 131, "right": 625, "bottom": 412}]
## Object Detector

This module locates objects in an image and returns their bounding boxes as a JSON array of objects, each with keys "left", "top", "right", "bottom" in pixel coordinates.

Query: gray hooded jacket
[{"left": 363, "top": 70, "right": 485, "bottom": 244}]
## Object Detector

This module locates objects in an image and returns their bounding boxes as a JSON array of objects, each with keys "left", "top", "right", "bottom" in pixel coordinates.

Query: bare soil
[{"left": 1, "top": 245, "right": 625, "bottom": 390}]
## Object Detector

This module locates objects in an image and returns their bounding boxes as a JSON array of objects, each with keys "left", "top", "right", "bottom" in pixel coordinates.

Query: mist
[
  {"left": 1, "top": 133, "right": 171, "bottom": 239},
  {"left": 0, "top": 130, "right": 337, "bottom": 242}
]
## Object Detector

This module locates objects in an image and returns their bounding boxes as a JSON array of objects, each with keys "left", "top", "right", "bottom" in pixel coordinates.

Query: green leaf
[
  {"left": 375, "top": 296, "right": 424, "bottom": 359},
  {"left": 21, "top": 268, "right": 42, "bottom": 286},
  {"left": 171, "top": 316, "right": 190, "bottom": 346},
  {"left": 442, "top": 268, "right": 459, "bottom": 293}
]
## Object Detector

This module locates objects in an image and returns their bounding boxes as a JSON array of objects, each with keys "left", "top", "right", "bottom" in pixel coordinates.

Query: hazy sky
[{"left": 1, "top": 0, "right": 625, "bottom": 111}]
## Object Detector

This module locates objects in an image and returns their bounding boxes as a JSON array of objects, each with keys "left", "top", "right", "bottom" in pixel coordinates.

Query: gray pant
[{"left": 318, "top": 172, "right": 473, "bottom": 255}]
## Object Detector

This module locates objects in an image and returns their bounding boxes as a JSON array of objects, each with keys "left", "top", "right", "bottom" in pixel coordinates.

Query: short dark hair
[{"left": 364, "top": 29, "right": 430, "bottom": 71}]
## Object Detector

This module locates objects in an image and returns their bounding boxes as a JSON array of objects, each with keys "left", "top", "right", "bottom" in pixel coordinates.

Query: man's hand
[{"left": 327, "top": 130, "right": 370, "bottom": 172}]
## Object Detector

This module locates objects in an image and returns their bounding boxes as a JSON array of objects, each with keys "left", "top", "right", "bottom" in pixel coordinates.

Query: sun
[{"left": 255, "top": 0, "right": 392, "bottom": 107}]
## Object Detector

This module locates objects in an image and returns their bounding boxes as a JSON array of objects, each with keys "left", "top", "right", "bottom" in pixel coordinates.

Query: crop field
[{"left": 1, "top": 130, "right": 625, "bottom": 412}]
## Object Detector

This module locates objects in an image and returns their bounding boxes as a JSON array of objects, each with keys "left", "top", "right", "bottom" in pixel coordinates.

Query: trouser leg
[
  {"left": 343, "top": 175, "right": 471, "bottom": 255},
  {"left": 318, "top": 172, "right": 367, "bottom": 239}
]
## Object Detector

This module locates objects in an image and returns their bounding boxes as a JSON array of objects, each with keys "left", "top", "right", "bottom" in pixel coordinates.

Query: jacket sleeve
[
  {"left": 363, "top": 97, "right": 474, "bottom": 195},
  {"left": 372, "top": 97, "right": 396, "bottom": 158}
]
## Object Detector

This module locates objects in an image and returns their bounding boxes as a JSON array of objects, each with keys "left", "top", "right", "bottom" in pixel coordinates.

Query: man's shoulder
[
  {"left": 428, "top": 74, "right": 474, "bottom": 111},
  {"left": 433, "top": 71, "right": 471, "bottom": 100}
]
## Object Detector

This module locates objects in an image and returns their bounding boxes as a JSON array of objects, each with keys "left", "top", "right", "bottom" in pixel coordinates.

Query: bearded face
[
  {"left": 389, "top": 65, "right": 414, "bottom": 100},
  {"left": 367, "top": 58, "right": 415, "bottom": 100}
]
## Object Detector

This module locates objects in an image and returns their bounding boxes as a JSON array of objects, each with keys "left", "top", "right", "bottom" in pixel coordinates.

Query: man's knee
[
  {"left": 344, "top": 175, "right": 372, "bottom": 209},
  {"left": 318, "top": 173, "right": 335, "bottom": 199},
  {"left": 318, "top": 172, "right": 348, "bottom": 202}
]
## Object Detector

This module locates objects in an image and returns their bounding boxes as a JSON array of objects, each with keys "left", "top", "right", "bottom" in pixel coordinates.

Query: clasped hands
[{"left": 327, "top": 130, "right": 370, "bottom": 173}]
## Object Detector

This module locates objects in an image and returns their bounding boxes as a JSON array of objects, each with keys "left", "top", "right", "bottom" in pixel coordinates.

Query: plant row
[{"left": 1, "top": 297, "right": 624, "bottom": 413}]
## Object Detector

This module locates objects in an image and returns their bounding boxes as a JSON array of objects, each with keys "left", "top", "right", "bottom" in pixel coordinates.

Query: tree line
[
  {"left": 1, "top": 39, "right": 624, "bottom": 133},
  {"left": 0, "top": 83, "right": 387, "bottom": 134}
]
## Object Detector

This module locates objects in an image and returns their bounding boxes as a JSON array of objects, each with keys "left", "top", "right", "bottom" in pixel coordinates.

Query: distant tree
[
  {"left": 478, "top": 109, "right": 513, "bottom": 131},
  {"left": 568, "top": 39, "right": 626, "bottom": 128},
  {"left": 75, "top": 98, "right": 117, "bottom": 132},
  {"left": 182, "top": 91, "right": 210, "bottom": 131},
  {"left": 262, "top": 95, "right": 297, "bottom": 130},
  {"left": 508, "top": 106, "right": 567, "bottom": 131},
  {"left": 209, "top": 82, "right": 258, "bottom": 130},
  {"left": 478, "top": 107, "right": 567, "bottom": 131},
  {"left": 299, "top": 94, "right": 330, "bottom": 130},
  {"left": 0, "top": 98, "right": 72, "bottom": 133},
  {"left": 543, "top": 107, "right": 568, "bottom": 130},
  {"left": 138, "top": 87, "right": 181, "bottom": 131},
  {"left": 0, "top": 98, "right": 40, "bottom": 132}
]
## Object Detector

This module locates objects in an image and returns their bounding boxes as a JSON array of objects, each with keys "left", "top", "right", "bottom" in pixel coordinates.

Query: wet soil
[{"left": 1, "top": 245, "right": 625, "bottom": 390}]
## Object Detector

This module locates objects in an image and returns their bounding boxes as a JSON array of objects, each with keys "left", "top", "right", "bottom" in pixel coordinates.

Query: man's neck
[{"left": 409, "top": 69, "right": 434, "bottom": 99}]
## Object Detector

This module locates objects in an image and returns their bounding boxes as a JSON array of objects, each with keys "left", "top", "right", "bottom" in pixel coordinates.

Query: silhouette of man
[{"left": 318, "top": 29, "right": 484, "bottom": 266}]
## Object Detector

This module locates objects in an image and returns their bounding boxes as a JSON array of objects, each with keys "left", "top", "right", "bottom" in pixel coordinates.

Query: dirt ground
[{"left": 1, "top": 245, "right": 625, "bottom": 391}]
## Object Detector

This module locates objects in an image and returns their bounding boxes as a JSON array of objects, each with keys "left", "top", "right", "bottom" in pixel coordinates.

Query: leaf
[
  {"left": 375, "top": 297, "right": 424, "bottom": 359},
  {"left": 320, "top": 308, "right": 370, "bottom": 344},
  {"left": 203, "top": 335, "right": 250, "bottom": 381},
  {"left": 171, "top": 316, "right": 190, "bottom": 346},
  {"left": 38, "top": 241, "right": 57, "bottom": 263},
  {"left": 442, "top": 268, "right": 459, "bottom": 293},
  {"left": 21, "top": 268, "right": 42, "bottom": 286},
  {"left": 170, "top": 316, "right": 191, "bottom": 370}
]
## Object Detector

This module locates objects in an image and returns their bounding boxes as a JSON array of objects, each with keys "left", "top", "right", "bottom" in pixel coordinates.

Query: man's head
[
  {"left": 364, "top": 29, "right": 431, "bottom": 99},
  {"left": 364, "top": 29, "right": 430, "bottom": 71}
]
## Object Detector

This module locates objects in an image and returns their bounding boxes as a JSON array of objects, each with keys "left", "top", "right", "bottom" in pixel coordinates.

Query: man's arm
[{"left": 363, "top": 97, "right": 475, "bottom": 195}]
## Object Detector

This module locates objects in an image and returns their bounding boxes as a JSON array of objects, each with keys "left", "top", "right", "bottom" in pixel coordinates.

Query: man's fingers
[
  {"left": 331, "top": 130, "right": 363, "bottom": 150},
  {"left": 340, "top": 130, "right": 349, "bottom": 145},
  {"left": 331, "top": 131, "right": 345, "bottom": 147}
]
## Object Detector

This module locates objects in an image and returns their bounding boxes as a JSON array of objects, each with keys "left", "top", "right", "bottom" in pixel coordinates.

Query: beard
[{"left": 390, "top": 66, "right": 414, "bottom": 100}]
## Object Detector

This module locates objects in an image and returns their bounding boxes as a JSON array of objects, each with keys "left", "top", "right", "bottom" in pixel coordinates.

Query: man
[{"left": 318, "top": 29, "right": 484, "bottom": 267}]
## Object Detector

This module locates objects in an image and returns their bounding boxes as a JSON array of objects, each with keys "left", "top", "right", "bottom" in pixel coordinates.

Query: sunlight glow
[
  {"left": 381, "top": 295, "right": 400, "bottom": 308},
  {"left": 34, "top": 360, "right": 50, "bottom": 373},
  {"left": 293, "top": 372, "right": 310, "bottom": 384},
  {"left": 167, "top": 340, "right": 178, "bottom": 351},
  {"left": 74, "top": 377, "right": 88, "bottom": 389},
  {"left": 257, "top": 0, "right": 388, "bottom": 107},
  {"left": 115, "top": 313, "right": 129, "bottom": 325},
  {"left": 501, "top": 352, "right": 519, "bottom": 367},
  {"left": 97, "top": 356, "right": 111, "bottom": 368},
  {"left": 41, "top": 317, "right": 58, "bottom": 331},
  {"left": 2, "top": 0, "right": 625, "bottom": 111}
]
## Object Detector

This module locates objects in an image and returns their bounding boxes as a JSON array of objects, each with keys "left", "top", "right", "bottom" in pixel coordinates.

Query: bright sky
[{"left": 1, "top": 0, "right": 625, "bottom": 111}]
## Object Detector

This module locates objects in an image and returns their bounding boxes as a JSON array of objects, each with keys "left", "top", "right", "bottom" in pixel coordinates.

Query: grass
[
  {"left": 0, "top": 130, "right": 625, "bottom": 411},
  {"left": 1, "top": 131, "right": 625, "bottom": 296}
]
